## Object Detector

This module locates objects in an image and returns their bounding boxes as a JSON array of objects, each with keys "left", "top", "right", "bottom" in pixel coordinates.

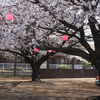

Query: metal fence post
[
  {"left": 26, "top": 64, "right": 27, "bottom": 72},
  {"left": 1, "top": 63, "right": 4, "bottom": 75},
  {"left": 3, "top": 63, "right": 4, "bottom": 71},
  {"left": 17, "top": 70, "right": 18, "bottom": 76}
]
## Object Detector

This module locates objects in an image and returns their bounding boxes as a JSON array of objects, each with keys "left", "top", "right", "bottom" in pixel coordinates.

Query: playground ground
[{"left": 0, "top": 76, "right": 100, "bottom": 100}]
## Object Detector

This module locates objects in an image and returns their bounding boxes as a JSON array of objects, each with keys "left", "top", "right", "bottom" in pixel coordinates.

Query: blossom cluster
[{"left": 0, "top": 0, "right": 99, "bottom": 53}]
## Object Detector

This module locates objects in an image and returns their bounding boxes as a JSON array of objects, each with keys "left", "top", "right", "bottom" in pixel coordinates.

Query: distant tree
[
  {"left": 81, "top": 60, "right": 92, "bottom": 69},
  {"left": 0, "top": 51, "right": 15, "bottom": 62}
]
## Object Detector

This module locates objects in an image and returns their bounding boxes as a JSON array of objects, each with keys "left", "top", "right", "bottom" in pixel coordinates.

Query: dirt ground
[{"left": 0, "top": 76, "right": 100, "bottom": 100}]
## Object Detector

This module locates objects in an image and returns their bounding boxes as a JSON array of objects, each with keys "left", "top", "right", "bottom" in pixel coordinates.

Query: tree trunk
[
  {"left": 47, "top": 59, "right": 49, "bottom": 69},
  {"left": 32, "top": 67, "right": 40, "bottom": 81},
  {"left": 99, "top": 68, "right": 100, "bottom": 88},
  {"left": 95, "top": 62, "right": 100, "bottom": 87},
  {"left": 31, "top": 63, "right": 40, "bottom": 81},
  {"left": 29, "top": 53, "right": 54, "bottom": 81},
  {"left": 98, "top": 63, "right": 100, "bottom": 87},
  {"left": 32, "top": 69, "right": 35, "bottom": 81}
]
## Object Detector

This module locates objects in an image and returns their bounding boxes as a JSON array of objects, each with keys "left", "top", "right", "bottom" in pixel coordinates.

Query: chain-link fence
[
  {"left": 0, "top": 63, "right": 32, "bottom": 76},
  {"left": 0, "top": 63, "right": 47, "bottom": 76},
  {"left": 0, "top": 63, "right": 94, "bottom": 76}
]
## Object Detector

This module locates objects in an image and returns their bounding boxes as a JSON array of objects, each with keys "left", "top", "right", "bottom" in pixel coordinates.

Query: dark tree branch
[
  {"left": 59, "top": 47, "right": 90, "bottom": 61},
  {"left": 0, "top": 49, "right": 23, "bottom": 56},
  {"left": 59, "top": 20, "right": 81, "bottom": 31}
]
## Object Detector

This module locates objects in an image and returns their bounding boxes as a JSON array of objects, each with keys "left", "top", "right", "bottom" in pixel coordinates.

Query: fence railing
[
  {"left": 41, "top": 63, "right": 88, "bottom": 69},
  {"left": 0, "top": 63, "right": 94, "bottom": 70},
  {"left": 0, "top": 63, "right": 94, "bottom": 76},
  {"left": 49, "top": 64, "right": 94, "bottom": 69},
  {"left": 0, "top": 63, "right": 31, "bottom": 71},
  {"left": 0, "top": 63, "right": 32, "bottom": 76}
]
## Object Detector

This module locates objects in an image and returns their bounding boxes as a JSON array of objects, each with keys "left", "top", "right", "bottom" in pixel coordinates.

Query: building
[{"left": 40, "top": 52, "right": 81, "bottom": 69}]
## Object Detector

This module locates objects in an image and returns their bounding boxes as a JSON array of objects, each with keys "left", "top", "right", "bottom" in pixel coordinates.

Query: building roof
[{"left": 53, "top": 52, "right": 70, "bottom": 58}]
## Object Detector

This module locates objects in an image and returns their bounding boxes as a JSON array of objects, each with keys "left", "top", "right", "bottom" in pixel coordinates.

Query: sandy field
[{"left": 0, "top": 76, "right": 100, "bottom": 100}]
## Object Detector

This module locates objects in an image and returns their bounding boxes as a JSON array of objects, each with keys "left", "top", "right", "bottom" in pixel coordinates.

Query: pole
[
  {"left": 72, "top": 58, "right": 75, "bottom": 69},
  {"left": 14, "top": 54, "right": 17, "bottom": 76},
  {"left": 26, "top": 64, "right": 27, "bottom": 71},
  {"left": 3, "top": 63, "right": 4, "bottom": 71}
]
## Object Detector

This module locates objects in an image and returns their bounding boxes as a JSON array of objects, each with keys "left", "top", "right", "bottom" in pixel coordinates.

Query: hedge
[
  {"left": 9, "top": 67, "right": 25, "bottom": 72},
  {"left": 57, "top": 65, "right": 70, "bottom": 69}
]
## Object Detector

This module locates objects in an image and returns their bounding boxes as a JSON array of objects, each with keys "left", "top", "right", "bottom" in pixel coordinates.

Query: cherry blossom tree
[
  {"left": 28, "top": 0, "right": 100, "bottom": 85},
  {"left": 0, "top": 0, "right": 58, "bottom": 81}
]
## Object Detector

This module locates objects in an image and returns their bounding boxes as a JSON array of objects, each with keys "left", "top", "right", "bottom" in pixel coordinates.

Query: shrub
[
  {"left": 9, "top": 66, "right": 25, "bottom": 72},
  {"left": 57, "top": 65, "right": 70, "bottom": 69}
]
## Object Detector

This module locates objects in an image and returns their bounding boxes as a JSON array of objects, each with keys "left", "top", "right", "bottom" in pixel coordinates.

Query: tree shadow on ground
[
  {"left": 86, "top": 96, "right": 100, "bottom": 100},
  {"left": 11, "top": 82, "right": 22, "bottom": 87},
  {"left": 0, "top": 81, "right": 22, "bottom": 90}
]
